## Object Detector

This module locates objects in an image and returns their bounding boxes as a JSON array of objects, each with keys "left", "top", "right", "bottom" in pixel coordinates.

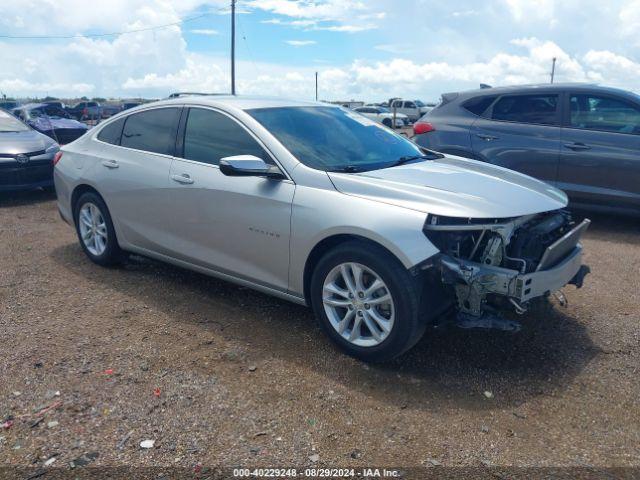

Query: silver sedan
[{"left": 54, "top": 96, "right": 590, "bottom": 361}]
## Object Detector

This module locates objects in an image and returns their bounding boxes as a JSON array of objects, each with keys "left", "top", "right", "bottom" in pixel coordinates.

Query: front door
[
  {"left": 470, "top": 92, "right": 562, "bottom": 184},
  {"left": 167, "top": 107, "right": 295, "bottom": 292},
  {"left": 558, "top": 92, "right": 640, "bottom": 211}
]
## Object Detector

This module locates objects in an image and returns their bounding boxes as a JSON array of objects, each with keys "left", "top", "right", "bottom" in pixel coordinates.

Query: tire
[
  {"left": 382, "top": 118, "right": 392, "bottom": 128},
  {"left": 73, "top": 191, "right": 123, "bottom": 267},
  {"left": 310, "top": 240, "right": 427, "bottom": 362}
]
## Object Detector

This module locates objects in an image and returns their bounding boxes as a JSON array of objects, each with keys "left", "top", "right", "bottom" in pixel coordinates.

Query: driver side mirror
[{"left": 219, "top": 155, "right": 286, "bottom": 179}]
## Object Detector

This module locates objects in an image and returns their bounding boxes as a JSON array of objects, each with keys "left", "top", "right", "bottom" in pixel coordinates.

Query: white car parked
[
  {"left": 353, "top": 106, "right": 407, "bottom": 128},
  {"left": 389, "top": 99, "right": 433, "bottom": 122}
]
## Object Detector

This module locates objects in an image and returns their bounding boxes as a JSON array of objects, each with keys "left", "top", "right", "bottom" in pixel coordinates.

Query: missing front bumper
[{"left": 438, "top": 243, "right": 588, "bottom": 320}]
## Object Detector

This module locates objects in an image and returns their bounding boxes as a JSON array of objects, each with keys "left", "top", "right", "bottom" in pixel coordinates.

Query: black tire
[
  {"left": 310, "top": 240, "right": 427, "bottom": 362},
  {"left": 382, "top": 118, "right": 393, "bottom": 128},
  {"left": 73, "top": 191, "right": 123, "bottom": 267}
]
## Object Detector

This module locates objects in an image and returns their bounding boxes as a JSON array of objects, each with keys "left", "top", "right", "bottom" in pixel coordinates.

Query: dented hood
[{"left": 327, "top": 155, "right": 568, "bottom": 218}]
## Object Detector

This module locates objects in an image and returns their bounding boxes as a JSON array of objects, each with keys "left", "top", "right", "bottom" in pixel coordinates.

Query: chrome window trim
[{"left": 92, "top": 103, "right": 293, "bottom": 181}]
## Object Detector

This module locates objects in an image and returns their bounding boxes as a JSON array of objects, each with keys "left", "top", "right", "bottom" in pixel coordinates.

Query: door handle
[
  {"left": 101, "top": 159, "right": 119, "bottom": 169},
  {"left": 563, "top": 142, "right": 591, "bottom": 151},
  {"left": 475, "top": 133, "right": 499, "bottom": 141},
  {"left": 171, "top": 173, "right": 194, "bottom": 185}
]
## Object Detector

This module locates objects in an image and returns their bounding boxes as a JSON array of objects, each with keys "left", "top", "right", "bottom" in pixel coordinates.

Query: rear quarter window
[
  {"left": 462, "top": 95, "right": 498, "bottom": 116},
  {"left": 97, "top": 117, "right": 125, "bottom": 145}
]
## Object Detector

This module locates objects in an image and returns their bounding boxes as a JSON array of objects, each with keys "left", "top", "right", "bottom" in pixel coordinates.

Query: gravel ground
[{"left": 0, "top": 190, "right": 639, "bottom": 477}]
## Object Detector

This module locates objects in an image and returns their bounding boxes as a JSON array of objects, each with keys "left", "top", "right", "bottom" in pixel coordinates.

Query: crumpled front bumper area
[
  {"left": 431, "top": 217, "right": 591, "bottom": 326},
  {"left": 439, "top": 244, "right": 587, "bottom": 306}
]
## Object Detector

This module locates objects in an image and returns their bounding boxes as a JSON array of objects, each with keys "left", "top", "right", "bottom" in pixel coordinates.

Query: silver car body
[{"left": 54, "top": 96, "right": 584, "bottom": 311}]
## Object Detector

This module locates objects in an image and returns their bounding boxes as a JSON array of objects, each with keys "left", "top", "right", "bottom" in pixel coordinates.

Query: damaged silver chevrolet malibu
[{"left": 54, "top": 96, "right": 590, "bottom": 362}]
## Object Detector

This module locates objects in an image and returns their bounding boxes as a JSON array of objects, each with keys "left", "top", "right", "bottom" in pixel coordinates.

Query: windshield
[
  {"left": 0, "top": 110, "right": 29, "bottom": 132},
  {"left": 247, "top": 106, "right": 423, "bottom": 172},
  {"left": 415, "top": 100, "right": 425, "bottom": 107}
]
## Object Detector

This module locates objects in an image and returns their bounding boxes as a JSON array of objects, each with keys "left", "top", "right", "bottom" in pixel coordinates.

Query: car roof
[
  {"left": 13, "top": 103, "right": 49, "bottom": 111},
  {"left": 448, "top": 83, "right": 639, "bottom": 101},
  {"left": 141, "top": 95, "right": 335, "bottom": 111}
]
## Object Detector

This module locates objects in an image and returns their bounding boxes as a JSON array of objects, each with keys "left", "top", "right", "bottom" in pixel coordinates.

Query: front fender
[{"left": 288, "top": 185, "right": 439, "bottom": 297}]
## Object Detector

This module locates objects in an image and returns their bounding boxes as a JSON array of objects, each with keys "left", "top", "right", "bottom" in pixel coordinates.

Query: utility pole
[
  {"left": 231, "top": 0, "right": 236, "bottom": 95},
  {"left": 315, "top": 72, "right": 318, "bottom": 101},
  {"left": 550, "top": 57, "right": 556, "bottom": 84}
]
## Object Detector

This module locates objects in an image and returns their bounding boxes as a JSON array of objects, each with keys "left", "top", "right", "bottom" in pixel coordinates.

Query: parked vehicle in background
[
  {"left": 42, "top": 100, "right": 67, "bottom": 110},
  {"left": 353, "top": 106, "right": 408, "bottom": 128},
  {"left": 0, "top": 100, "right": 20, "bottom": 110},
  {"left": 413, "top": 83, "right": 640, "bottom": 216},
  {"left": 66, "top": 101, "right": 102, "bottom": 120},
  {"left": 390, "top": 99, "right": 432, "bottom": 122},
  {"left": 12, "top": 103, "right": 89, "bottom": 145},
  {"left": 54, "top": 95, "right": 589, "bottom": 361},
  {"left": 101, "top": 103, "right": 123, "bottom": 118},
  {"left": 122, "top": 101, "right": 141, "bottom": 111},
  {"left": 0, "top": 108, "right": 60, "bottom": 192}
]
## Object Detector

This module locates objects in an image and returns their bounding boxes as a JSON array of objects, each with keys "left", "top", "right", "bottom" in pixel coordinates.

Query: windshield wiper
[
  {"left": 388, "top": 152, "right": 443, "bottom": 168},
  {"left": 329, "top": 165, "right": 365, "bottom": 173}
]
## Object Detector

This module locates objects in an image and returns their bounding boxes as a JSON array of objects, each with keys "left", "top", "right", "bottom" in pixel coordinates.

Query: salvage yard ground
[{"left": 0, "top": 190, "right": 639, "bottom": 471}]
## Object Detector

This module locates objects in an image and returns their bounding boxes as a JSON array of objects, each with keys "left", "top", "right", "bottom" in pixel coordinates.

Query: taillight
[
  {"left": 53, "top": 151, "right": 63, "bottom": 166},
  {"left": 413, "top": 122, "right": 435, "bottom": 135}
]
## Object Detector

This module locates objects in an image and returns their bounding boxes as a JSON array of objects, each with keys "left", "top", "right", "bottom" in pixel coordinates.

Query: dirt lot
[{"left": 1, "top": 190, "right": 639, "bottom": 476}]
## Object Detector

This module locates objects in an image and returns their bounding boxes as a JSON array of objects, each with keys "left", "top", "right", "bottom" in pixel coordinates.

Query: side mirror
[{"left": 219, "top": 155, "right": 285, "bottom": 179}]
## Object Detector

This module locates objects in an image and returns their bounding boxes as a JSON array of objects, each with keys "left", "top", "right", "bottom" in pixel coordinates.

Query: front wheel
[{"left": 310, "top": 241, "right": 426, "bottom": 362}]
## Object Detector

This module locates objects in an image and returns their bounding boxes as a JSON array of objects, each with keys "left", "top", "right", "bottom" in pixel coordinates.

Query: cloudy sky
[{"left": 1, "top": 0, "right": 639, "bottom": 102}]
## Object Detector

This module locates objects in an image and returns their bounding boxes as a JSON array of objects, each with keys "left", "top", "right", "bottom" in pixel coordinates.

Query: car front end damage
[{"left": 422, "top": 209, "right": 591, "bottom": 330}]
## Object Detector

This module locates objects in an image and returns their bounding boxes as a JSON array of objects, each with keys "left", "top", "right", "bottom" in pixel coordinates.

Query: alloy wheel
[
  {"left": 78, "top": 202, "right": 108, "bottom": 256},
  {"left": 322, "top": 262, "right": 395, "bottom": 347}
]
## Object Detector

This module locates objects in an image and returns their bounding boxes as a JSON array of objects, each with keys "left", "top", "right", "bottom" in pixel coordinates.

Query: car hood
[
  {"left": 327, "top": 155, "right": 568, "bottom": 218},
  {"left": 29, "top": 117, "right": 87, "bottom": 131},
  {"left": 0, "top": 129, "right": 56, "bottom": 154}
]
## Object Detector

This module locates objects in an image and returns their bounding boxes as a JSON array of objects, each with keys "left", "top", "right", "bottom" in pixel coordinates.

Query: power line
[{"left": 0, "top": 11, "right": 220, "bottom": 39}]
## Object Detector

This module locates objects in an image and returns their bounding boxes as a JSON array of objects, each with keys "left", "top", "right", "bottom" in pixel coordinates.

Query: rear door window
[
  {"left": 182, "top": 107, "right": 270, "bottom": 166},
  {"left": 404, "top": 101, "right": 416, "bottom": 109},
  {"left": 570, "top": 94, "right": 640, "bottom": 134},
  {"left": 121, "top": 108, "right": 181, "bottom": 155},
  {"left": 491, "top": 94, "right": 559, "bottom": 126}
]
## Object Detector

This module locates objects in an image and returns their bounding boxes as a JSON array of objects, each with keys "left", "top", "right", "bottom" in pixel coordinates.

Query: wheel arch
[
  {"left": 70, "top": 184, "right": 104, "bottom": 221},
  {"left": 302, "top": 233, "right": 411, "bottom": 306}
]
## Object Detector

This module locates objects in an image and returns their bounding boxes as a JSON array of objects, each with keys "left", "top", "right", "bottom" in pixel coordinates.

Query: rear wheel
[
  {"left": 310, "top": 241, "right": 426, "bottom": 362},
  {"left": 74, "top": 192, "right": 123, "bottom": 266}
]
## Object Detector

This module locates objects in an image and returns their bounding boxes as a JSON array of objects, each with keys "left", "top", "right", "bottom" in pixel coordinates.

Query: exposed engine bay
[{"left": 423, "top": 209, "right": 591, "bottom": 330}]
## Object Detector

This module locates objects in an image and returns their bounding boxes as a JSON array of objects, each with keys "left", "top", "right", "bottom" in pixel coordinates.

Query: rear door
[
  {"left": 167, "top": 106, "right": 295, "bottom": 291},
  {"left": 558, "top": 92, "right": 640, "bottom": 211},
  {"left": 470, "top": 93, "right": 562, "bottom": 184},
  {"left": 92, "top": 106, "right": 181, "bottom": 254}
]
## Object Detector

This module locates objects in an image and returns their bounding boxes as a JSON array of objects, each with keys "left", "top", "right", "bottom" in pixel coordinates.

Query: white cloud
[
  {"left": 285, "top": 40, "right": 317, "bottom": 46},
  {"left": 190, "top": 29, "right": 219, "bottom": 35},
  {"left": 503, "top": 0, "right": 557, "bottom": 22}
]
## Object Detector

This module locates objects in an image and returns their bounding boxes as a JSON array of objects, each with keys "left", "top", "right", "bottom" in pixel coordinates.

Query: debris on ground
[
  {"left": 483, "top": 391, "right": 494, "bottom": 399},
  {"left": 140, "top": 439, "right": 155, "bottom": 449},
  {"left": 70, "top": 452, "right": 99, "bottom": 468},
  {"left": 308, "top": 453, "right": 320, "bottom": 463},
  {"left": 117, "top": 430, "right": 134, "bottom": 450}
]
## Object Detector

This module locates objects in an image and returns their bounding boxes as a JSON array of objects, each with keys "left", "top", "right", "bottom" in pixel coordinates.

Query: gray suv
[{"left": 414, "top": 84, "right": 640, "bottom": 216}]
